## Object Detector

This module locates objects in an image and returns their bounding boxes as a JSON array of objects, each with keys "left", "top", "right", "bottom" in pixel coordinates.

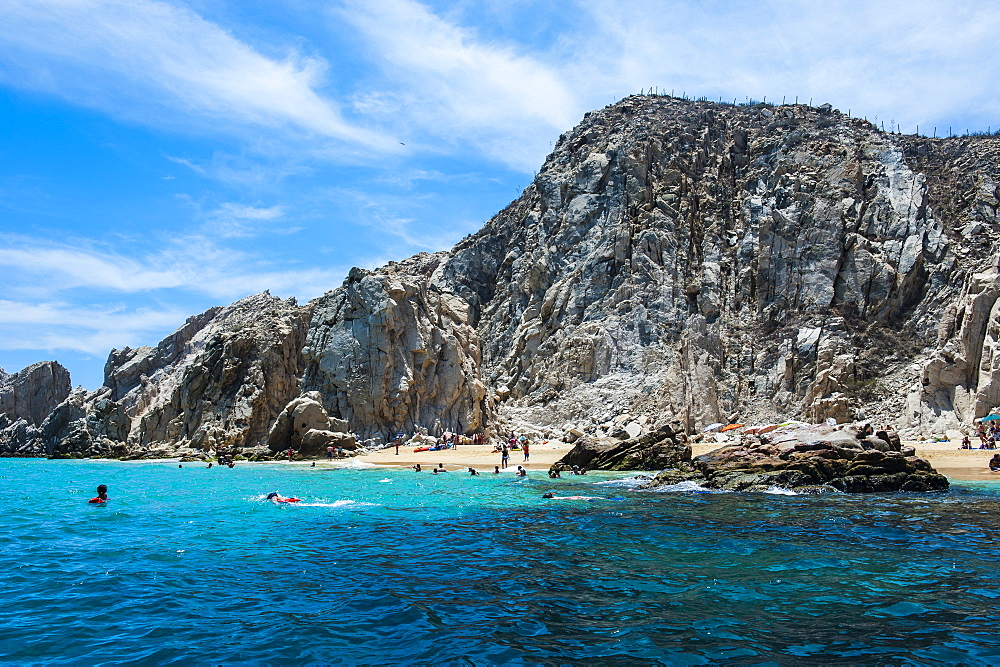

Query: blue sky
[{"left": 1, "top": 0, "right": 998, "bottom": 390}]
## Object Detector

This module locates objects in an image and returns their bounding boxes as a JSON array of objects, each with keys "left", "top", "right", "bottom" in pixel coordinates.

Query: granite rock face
[
  {"left": 267, "top": 392, "right": 355, "bottom": 455},
  {"left": 1, "top": 293, "right": 313, "bottom": 458},
  {"left": 642, "top": 424, "right": 948, "bottom": 493},
  {"left": 0, "top": 362, "right": 71, "bottom": 426},
  {"left": 3, "top": 96, "right": 999, "bottom": 459},
  {"left": 301, "top": 255, "right": 490, "bottom": 440}
]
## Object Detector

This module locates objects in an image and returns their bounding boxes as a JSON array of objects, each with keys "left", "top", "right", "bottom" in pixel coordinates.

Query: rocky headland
[{"left": 3, "top": 95, "right": 999, "bottom": 490}]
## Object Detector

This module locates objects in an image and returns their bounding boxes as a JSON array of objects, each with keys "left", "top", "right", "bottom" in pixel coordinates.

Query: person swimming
[
  {"left": 468, "top": 467, "right": 479, "bottom": 475},
  {"left": 412, "top": 463, "right": 422, "bottom": 472},
  {"left": 266, "top": 492, "right": 301, "bottom": 504},
  {"left": 88, "top": 484, "right": 108, "bottom": 504},
  {"left": 515, "top": 466, "right": 526, "bottom": 477},
  {"left": 433, "top": 463, "right": 448, "bottom": 473}
]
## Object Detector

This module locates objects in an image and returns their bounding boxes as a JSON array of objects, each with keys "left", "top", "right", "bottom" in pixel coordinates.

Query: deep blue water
[{"left": 3, "top": 459, "right": 1000, "bottom": 665}]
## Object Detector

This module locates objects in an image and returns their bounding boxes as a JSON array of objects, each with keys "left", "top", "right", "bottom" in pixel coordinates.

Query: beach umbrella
[
  {"left": 981, "top": 415, "right": 1000, "bottom": 421},
  {"left": 720, "top": 423, "right": 745, "bottom": 432},
  {"left": 703, "top": 423, "right": 724, "bottom": 432}
]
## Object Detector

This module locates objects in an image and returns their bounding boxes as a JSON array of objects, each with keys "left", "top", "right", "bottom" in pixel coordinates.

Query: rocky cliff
[{"left": 3, "top": 95, "right": 999, "bottom": 457}]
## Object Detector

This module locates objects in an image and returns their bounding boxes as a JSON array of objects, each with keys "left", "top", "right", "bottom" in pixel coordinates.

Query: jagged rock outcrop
[
  {"left": 1, "top": 293, "right": 312, "bottom": 457},
  {"left": 0, "top": 361, "right": 71, "bottom": 426},
  {"left": 267, "top": 391, "right": 355, "bottom": 455},
  {"left": 643, "top": 424, "right": 948, "bottom": 493},
  {"left": 301, "top": 256, "right": 490, "bottom": 440},
  {"left": 555, "top": 422, "right": 691, "bottom": 471}
]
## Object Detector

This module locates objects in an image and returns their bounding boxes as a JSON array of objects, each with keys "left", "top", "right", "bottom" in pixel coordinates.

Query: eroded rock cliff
[{"left": 3, "top": 95, "right": 999, "bottom": 457}]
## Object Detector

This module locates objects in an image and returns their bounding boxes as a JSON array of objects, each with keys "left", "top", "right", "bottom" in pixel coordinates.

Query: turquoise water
[{"left": 3, "top": 460, "right": 1000, "bottom": 664}]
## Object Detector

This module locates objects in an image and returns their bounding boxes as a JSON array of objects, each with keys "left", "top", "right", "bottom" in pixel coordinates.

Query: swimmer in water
[
  {"left": 515, "top": 466, "right": 527, "bottom": 477},
  {"left": 493, "top": 465, "right": 500, "bottom": 474},
  {"left": 433, "top": 463, "right": 448, "bottom": 473},
  {"left": 468, "top": 467, "right": 479, "bottom": 475},
  {"left": 412, "top": 463, "right": 422, "bottom": 472},
  {"left": 206, "top": 462, "right": 213, "bottom": 469},
  {"left": 88, "top": 484, "right": 108, "bottom": 504}
]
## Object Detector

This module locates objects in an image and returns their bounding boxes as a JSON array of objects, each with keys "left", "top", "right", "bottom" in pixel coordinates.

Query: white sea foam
[
  {"left": 378, "top": 478, "right": 392, "bottom": 483},
  {"left": 764, "top": 486, "right": 799, "bottom": 496},
  {"left": 592, "top": 475, "right": 654, "bottom": 488},
  {"left": 332, "top": 460, "right": 383, "bottom": 470},
  {"left": 640, "top": 480, "right": 714, "bottom": 493},
  {"left": 297, "top": 500, "right": 379, "bottom": 508}
]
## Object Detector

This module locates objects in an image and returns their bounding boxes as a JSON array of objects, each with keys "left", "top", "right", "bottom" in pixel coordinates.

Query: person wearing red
[{"left": 88, "top": 484, "right": 108, "bottom": 504}]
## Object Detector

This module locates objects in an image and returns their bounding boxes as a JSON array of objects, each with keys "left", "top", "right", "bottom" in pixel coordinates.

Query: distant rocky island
[{"left": 2, "top": 95, "right": 999, "bottom": 487}]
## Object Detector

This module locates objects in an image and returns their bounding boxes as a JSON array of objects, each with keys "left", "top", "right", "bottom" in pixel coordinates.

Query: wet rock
[
  {"left": 556, "top": 423, "right": 690, "bottom": 471},
  {"left": 641, "top": 424, "right": 947, "bottom": 493}
]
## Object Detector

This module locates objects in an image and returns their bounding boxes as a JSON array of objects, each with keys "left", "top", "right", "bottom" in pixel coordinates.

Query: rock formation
[
  {"left": 266, "top": 392, "right": 355, "bottom": 456},
  {"left": 641, "top": 424, "right": 948, "bottom": 493},
  {"left": 3, "top": 95, "right": 1000, "bottom": 460},
  {"left": 555, "top": 422, "right": 690, "bottom": 471},
  {"left": 0, "top": 361, "right": 71, "bottom": 426}
]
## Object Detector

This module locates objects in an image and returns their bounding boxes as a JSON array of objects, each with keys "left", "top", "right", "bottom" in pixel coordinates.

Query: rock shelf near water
[{"left": 640, "top": 423, "right": 949, "bottom": 493}]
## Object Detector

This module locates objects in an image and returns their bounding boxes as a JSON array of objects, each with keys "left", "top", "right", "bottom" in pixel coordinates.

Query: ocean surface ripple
[{"left": 3, "top": 459, "right": 1000, "bottom": 664}]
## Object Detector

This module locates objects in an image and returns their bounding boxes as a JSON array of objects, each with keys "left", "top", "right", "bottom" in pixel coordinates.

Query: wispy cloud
[
  {"left": 0, "top": 0, "right": 392, "bottom": 149},
  {"left": 0, "top": 233, "right": 348, "bottom": 302},
  {"left": 338, "top": 0, "right": 579, "bottom": 171},
  {"left": 0, "top": 299, "right": 190, "bottom": 355},
  {"left": 203, "top": 203, "right": 291, "bottom": 238}
]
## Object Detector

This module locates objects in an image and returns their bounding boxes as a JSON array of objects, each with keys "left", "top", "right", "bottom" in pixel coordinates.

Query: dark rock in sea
[
  {"left": 555, "top": 422, "right": 691, "bottom": 471},
  {"left": 641, "top": 424, "right": 949, "bottom": 493}
]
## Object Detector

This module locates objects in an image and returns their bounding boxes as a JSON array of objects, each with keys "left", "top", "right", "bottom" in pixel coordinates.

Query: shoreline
[{"left": 8, "top": 437, "right": 999, "bottom": 482}]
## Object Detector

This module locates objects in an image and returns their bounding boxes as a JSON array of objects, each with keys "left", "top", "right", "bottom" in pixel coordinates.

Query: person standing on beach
[
  {"left": 326, "top": 445, "right": 334, "bottom": 460},
  {"left": 523, "top": 440, "right": 529, "bottom": 462},
  {"left": 501, "top": 445, "right": 510, "bottom": 469}
]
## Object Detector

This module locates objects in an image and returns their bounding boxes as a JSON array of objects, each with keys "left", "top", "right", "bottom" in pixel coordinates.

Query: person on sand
[
  {"left": 523, "top": 440, "right": 530, "bottom": 462},
  {"left": 326, "top": 445, "right": 334, "bottom": 460},
  {"left": 990, "top": 454, "right": 1000, "bottom": 471},
  {"left": 501, "top": 445, "right": 510, "bottom": 469},
  {"left": 88, "top": 484, "right": 108, "bottom": 504}
]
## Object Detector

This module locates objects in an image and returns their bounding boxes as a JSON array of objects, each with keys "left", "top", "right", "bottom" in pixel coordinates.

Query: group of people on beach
[{"left": 971, "top": 422, "right": 1000, "bottom": 449}]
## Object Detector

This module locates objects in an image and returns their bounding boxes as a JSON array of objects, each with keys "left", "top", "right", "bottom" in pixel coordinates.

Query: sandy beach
[
  {"left": 342, "top": 436, "right": 1000, "bottom": 482},
  {"left": 354, "top": 440, "right": 572, "bottom": 473}
]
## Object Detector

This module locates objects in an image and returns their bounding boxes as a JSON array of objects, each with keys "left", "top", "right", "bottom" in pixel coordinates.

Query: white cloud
[
  {"left": 338, "top": 0, "right": 579, "bottom": 170},
  {"left": 0, "top": 234, "right": 348, "bottom": 302},
  {"left": 0, "top": 299, "right": 190, "bottom": 355},
  {"left": 566, "top": 0, "right": 1000, "bottom": 134},
  {"left": 203, "top": 203, "right": 290, "bottom": 238},
  {"left": 0, "top": 0, "right": 393, "bottom": 149}
]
